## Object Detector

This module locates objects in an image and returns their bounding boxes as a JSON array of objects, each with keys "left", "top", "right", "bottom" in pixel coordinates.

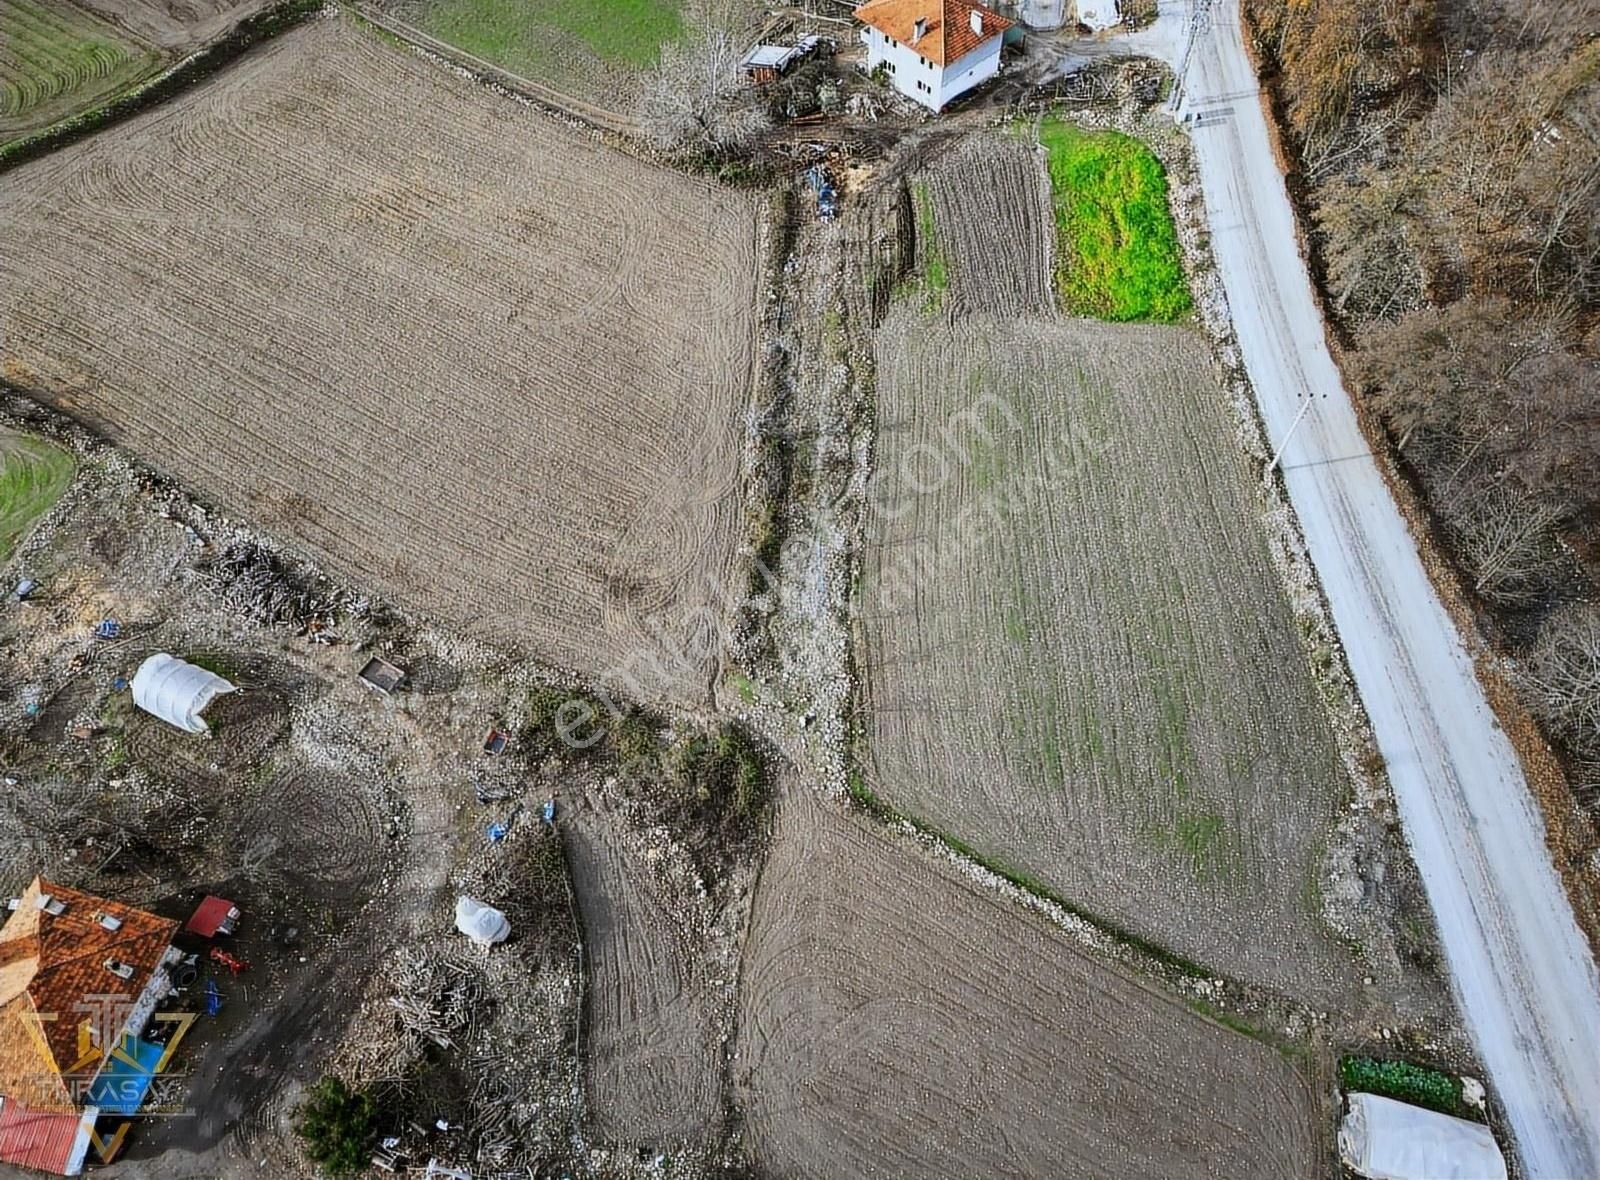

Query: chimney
[
  {"left": 913, "top": 15, "right": 927, "bottom": 42},
  {"left": 970, "top": 8, "right": 983, "bottom": 34}
]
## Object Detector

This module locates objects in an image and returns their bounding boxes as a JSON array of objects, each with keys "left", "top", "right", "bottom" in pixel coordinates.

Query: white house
[{"left": 855, "top": 0, "right": 1013, "bottom": 112}]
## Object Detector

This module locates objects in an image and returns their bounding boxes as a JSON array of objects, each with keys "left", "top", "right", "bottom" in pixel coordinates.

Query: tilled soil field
[
  {"left": 69, "top": 0, "right": 270, "bottom": 50},
  {"left": 859, "top": 308, "right": 1356, "bottom": 1000},
  {"left": 566, "top": 797, "right": 720, "bottom": 1145},
  {"left": 0, "top": 17, "right": 761, "bottom": 703},
  {"left": 735, "top": 791, "right": 1322, "bottom": 1178},
  {"left": 921, "top": 131, "right": 1054, "bottom": 318}
]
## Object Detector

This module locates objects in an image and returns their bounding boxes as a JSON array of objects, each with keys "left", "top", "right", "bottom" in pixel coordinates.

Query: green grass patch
[
  {"left": 1036, "top": 117, "right": 1192, "bottom": 323},
  {"left": 0, "top": 0, "right": 157, "bottom": 133},
  {"left": 0, "top": 433, "right": 73, "bottom": 562},
  {"left": 912, "top": 181, "right": 947, "bottom": 311},
  {"left": 1341, "top": 1056, "right": 1465, "bottom": 1116},
  {"left": 416, "top": 0, "right": 683, "bottom": 74}
]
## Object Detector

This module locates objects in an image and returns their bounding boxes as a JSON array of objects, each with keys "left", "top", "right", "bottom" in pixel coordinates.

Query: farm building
[
  {"left": 855, "top": 0, "right": 1012, "bottom": 111},
  {"left": 0, "top": 878, "right": 181, "bottom": 1174},
  {"left": 739, "top": 36, "right": 825, "bottom": 84}
]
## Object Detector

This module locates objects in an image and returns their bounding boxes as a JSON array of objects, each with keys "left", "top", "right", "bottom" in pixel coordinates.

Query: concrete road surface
[{"left": 1119, "top": 2, "right": 1600, "bottom": 1173}]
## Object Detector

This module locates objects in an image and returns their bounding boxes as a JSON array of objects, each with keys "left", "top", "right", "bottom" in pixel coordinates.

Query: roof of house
[
  {"left": 854, "top": 0, "right": 1011, "bottom": 67},
  {"left": 184, "top": 896, "right": 236, "bottom": 938},
  {"left": 0, "top": 879, "right": 177, "bottom": 1111},
  {"left": 0, "top": 1100, "right": 96, "bottom": 1176}
]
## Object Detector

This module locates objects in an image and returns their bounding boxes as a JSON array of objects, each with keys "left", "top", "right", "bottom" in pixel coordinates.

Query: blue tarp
[{"left": 85, "top": 1035, "right": 165, "bottom": 1116}]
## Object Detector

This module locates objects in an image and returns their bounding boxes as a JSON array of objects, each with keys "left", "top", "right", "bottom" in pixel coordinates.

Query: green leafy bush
[
  {"left": 1341, "top": 1056, "right": 1463, "bottom": 1115},
  {"left": 293, "top": 1076, "right": 375, "bottom": 1176}
]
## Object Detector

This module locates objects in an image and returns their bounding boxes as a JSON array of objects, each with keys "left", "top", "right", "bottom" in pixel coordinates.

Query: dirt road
[{"left": 1128, "top": 2, "right": 1600, "bottom": 1173}]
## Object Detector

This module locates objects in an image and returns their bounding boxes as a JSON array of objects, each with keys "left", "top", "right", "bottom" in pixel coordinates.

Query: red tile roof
[
  {"left": 0, "top": 879, "right": 177, "bottom": 1111},
  {"left": 854, "top": 0, "right": 1011, "bottom": 67},
  {"left": 0, "top": 1100, "right": 92, "bottom": 1175}
]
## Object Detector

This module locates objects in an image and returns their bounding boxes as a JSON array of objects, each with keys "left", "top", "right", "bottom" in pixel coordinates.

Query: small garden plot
[
  {"left": 1037, "top": 117, "right": 1191, "bottom": 323},
  {"left": 0, "top": 430, "right": 73, "bottom": 561}
]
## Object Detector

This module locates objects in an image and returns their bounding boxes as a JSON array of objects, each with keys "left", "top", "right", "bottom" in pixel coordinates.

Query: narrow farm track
[
  {"left": 565, "top": 799, "right": 719, "bottom": 1144},
  {"left": 862, "top": 308, "right": 1357, "bottom": 1002},
  {"left": 736, "top": 789, "right": 1321, "bottom": 1179},
  {"left": 0, "top": 17, "right": 761, "bottom": 703}
]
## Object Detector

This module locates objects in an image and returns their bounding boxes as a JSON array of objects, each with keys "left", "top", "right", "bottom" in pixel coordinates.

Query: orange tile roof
[
  {"left": 0, "top": 879, "right": 177, "bottom": 1111},
  {"left": 854, "top": 0, "right": 1011, "bottom": 67}
]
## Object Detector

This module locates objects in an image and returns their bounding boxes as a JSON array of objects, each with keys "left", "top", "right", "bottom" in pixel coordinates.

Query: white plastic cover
[
  {"left": 131, "top": 653, "right": 235, "bottom": 735},
  {"left": 454, "top": 896, "right": 510, "bottom": 946},
  {"left": 1076, "top": 0, "right": 1120, "bottom": 30},
  {"left": 1339, "top": 1093, "right": 1507, "bottom": 1180}
]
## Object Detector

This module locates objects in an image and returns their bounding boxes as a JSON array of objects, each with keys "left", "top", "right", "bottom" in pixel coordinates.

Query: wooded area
[{"left": 1245, "top": 0, "right": 1600, "bottom": 807}]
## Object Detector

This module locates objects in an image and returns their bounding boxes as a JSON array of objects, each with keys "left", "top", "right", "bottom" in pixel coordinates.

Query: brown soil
[
  {"left": 0, "top": 17, "right": 762, "bottom": 706},
  {"left": 566, "top": 796, "right": 720, "bottom": 1145},
  {"left": 735, "top": 790, "right": 1324, "bottom": 1179}
]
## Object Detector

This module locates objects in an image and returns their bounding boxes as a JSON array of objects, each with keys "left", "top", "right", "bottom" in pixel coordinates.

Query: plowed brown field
[
  {"left": 0, "top": 18, "right": 760, "bottom": 701},
  {"left": 567, "top": 800, "right": 719, "bottom": 1144},
  {"left": 736, "top": 792, "right": 1321, "bottom": 1178}
]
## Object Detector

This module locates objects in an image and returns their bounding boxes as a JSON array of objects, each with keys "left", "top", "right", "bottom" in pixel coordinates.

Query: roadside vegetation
[
  {"left": 0, "top": 432, "right": 74, "bottom": 562},
  {"left": 1341, "top": 1055, "right": 1466, "bottom": 1117},
  {"left": 1245, "top": 0, "right": 1600, "bottom": 810},
  {"left": 1036, "top": 117, "right": 1191, "bottom": 323}
]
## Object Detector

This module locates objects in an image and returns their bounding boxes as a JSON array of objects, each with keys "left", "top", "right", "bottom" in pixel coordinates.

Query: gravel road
[{"left": 1131, "top": 2, "right": 1600, "bottom": 1173}]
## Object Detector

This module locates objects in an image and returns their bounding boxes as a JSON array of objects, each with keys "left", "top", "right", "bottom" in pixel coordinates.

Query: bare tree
[
  {"left": 1524, "top": 602, "right": 1600, "bottom": 750},
  {"left": 1446, "top": 483, "right": 1563, "bottom": 606},
  {"left": 636, "top": 30, "right": 770, "bottom": 159},
  {"left": 1316, "top": 162, "right": 1426, "bottom": 323}
]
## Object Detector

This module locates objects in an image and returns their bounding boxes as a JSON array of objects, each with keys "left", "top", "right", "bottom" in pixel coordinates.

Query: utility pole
[
  {"left": 1266, "top": 396, "right": 1313, "bottom": 477},
  {"left": 1167, "top": 0, "right": 1214, "bottom": 117}
]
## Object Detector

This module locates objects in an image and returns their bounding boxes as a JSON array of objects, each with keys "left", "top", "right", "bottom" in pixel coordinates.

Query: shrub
[
  {"left": 1340, "top": 1056, "right": 1463, "bottom": 1115},
  {"left": 293, "top": 1076, "right": 375, "bottom": 1175}
]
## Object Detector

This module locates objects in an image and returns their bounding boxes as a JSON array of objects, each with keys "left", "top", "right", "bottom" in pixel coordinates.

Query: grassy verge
[
  {"left": 0, "top": 433, "right": 74, "bottom": 562},
  {"left": 416, "top": 0, "right": 682, "bottom": 75},
  {"left": 1037, "top": 117, "right": 1191, "bottom": 323}
]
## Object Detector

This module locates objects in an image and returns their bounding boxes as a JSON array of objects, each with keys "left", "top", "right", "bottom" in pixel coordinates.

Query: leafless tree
[
  {"left": 1316, "top": 163, "right": 1425, "bottom": 323},
  {"left": 1523, "top": 603, "right": 1600, "bottom": 756},
  {"left": 1446, "top": 483, "right": 1563, "bottom": 606},
  {"left": 636, "top": 30, "right": 770, "bottom": 158}
]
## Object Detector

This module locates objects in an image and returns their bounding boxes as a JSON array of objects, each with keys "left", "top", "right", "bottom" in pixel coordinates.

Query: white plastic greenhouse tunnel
[
  {"left": 1338, "top": 1093, "right": 1507, "bottom": 1180},
  {"left": 131, "top": 653, "right": 235, "bottom": 734}
]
